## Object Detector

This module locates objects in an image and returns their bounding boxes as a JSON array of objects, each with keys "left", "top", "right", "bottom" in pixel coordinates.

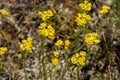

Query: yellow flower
[
  {"left": 38, "top": 10, "right": 53, "bottom": 21},
  {"left": 55, "top": 39, "right": 63, "bottom": 47},
  {"left": 79, "top": 51, "right": 86, "bottom": 57},
  {"left": 84, "top": 14, "right": 92, "bottom": 21},
  {"left": 52, "top": 51, "right": 60, "bottom": 65},
  {"left": 73, "top": 53, "right": 79, "bottom": 58},
  {"left": 0, "top": 47, "right": 8, "bottom": 55},
  {"left": 47, "top": 25, "right": 55, "bottom": 39},
  {"left": 100, "top": 5, "right": 109, "bottom": 14},
  {"left": 75, "top": 13, "right": 91, "bottom": 26},
  {"left": 22, "top": 37, "right": 33, "bottom": 51},
  {"left": 53, "top": 51, "right": 59, "bottom": 57},
  {"left": 84, "top": 32, "right": 100, "bottom": 45},
  {"left": 27, "top": 38, "right": 33, "bottom": 42},
  {"left": 39, "top": 23, "right": 47, "bottom": 29},
  {"left": 1, "top": 10, "right": 9, "bottom": 16},
  {"left": 38, "top": 23, "right": 55, "bottom": 39},
  {"left": 94, "top": 39, "right": 100, "bottom": 44},
  {"left": 77, "top": 58, "right": 85, "bottom": 66},
  {"left": 51, "top": 58, "right": 59, "bottom": 65},
  {"left": 79, "top": 0, "right": 92, "bottom": 11},
  {"left": 47, "top": 10, "right": 53, "bottom": 17},
  {"left": 64, "top": 40, "right": 71, "bottom": 50},
  {"left": 71, "top": 57, "right": 78, "bottom": 64},
  {"left": 88, "top": 32, "right": 98, "bottom": 37},
  {"left": 71, "top": 51, "right": 86, "bottom": 66}
]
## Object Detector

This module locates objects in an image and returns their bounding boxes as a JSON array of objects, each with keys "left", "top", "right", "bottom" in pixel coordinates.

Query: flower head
[
  {"left": 75, "top": 13, "right": 91, "bottom": 26},
  {"left": 100, "top": 5, "right": 109, "bottom": 14},
  {"left": 22, "top": 37, "right": 33, "bottom": 51},
  {"left": 38, "top": 23, "right": 55, "bottom": 39},
  {"left": 71, "top": 57, "right": 78, "bottom": 64},
  {"left": 38, "top": 10, "right": 53, "bottom": 21},
  {"left": 0, "top": 47, "right": 8, "bottom": 55},
  {"left": 79, "top": 0, "right": 92, "bottom": 11},
  {"left": 51, "top": 58, "right": 59, "bottom": 65},
  {"left": 64, "top": 40, "right": 71, "bottom": 50},
  {"left": 1, "top": 10, "right": 9, "bottom": 16},
  {"left": 55, "top": 39, "right": 64, "bottom": 47},
  {"left": 84, "top": 32, "right": 100, "bottom": 45},
  {"left": 80, "top": 51, "right": 86, "bottom": 57},
  {"left": 71, "top": 51, "right": 86, "bottom": 66},
  {"left": 53, "top": 51, "right": 59, "bottom": 57}
]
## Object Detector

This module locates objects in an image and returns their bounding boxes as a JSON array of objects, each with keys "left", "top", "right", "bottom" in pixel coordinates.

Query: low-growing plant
[{"left": 0, "top": 0, "right": 119, "bottom": 80}]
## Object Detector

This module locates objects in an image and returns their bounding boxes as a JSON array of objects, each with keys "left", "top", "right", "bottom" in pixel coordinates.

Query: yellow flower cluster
[
  {"left": 55, "top": 39, "right": 64, "bottom": 47},
  {"left": 38, "top": 10, "right": 53, "bottom": 21},
  {"left": 64, "top": 40, "right": 71, "bottom": 50},
  {"left": 100, "top": 5, "right": 109, "bottom": 14},
  {"left": 55, "top": 39, "right": 71, "bottom": 50},
  {"left": 53, "top": 51, "right": 59, "bottom": 57},
  {"left": 38, "top": 23, "right": 55, "bottom": 39},
  {"left": 22, "top": 38, "right": 33, "bottom": 51},
  {"left": 75, "top": 13, "right": 91, "bottom": 26},
  {"left": 52, "top": 51, "right": 60, "bottom": 65},
  {"left": 51, "top": 58, "right": 59, "bottom": 66},
  {"left": 0, "top": 47, "right": 8, "bottom": 55},
  {"left": 1, "top": 10, "right": 9, "bottom": 16},
  {"left": 71, "top": 51, "right": 86, "bottom": 66},
  {"left": 79, "top": 0, "right": 92, "bottom": 11},
  {"left": 75, "top": 0, "right": 92, "bottom": 26},
  {"left": 84, "top": 32, "right": 100, "bottom": 45}
]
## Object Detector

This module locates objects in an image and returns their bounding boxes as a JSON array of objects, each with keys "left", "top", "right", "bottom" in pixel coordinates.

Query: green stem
[
  {"left": 50, "top": 66, "right": 53, "bottom": 80},
  {"left": 39, "top": 37, "right": 47, "bottom": 80},
  {"left": 59, "top": 51, "right": 71, "bottom": 80},
  {"left": 23, "top": 51, "right": 29, "bottom": 80},
  {"left": 73, "top": 27, "right": 82, "bottom": 53}
]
